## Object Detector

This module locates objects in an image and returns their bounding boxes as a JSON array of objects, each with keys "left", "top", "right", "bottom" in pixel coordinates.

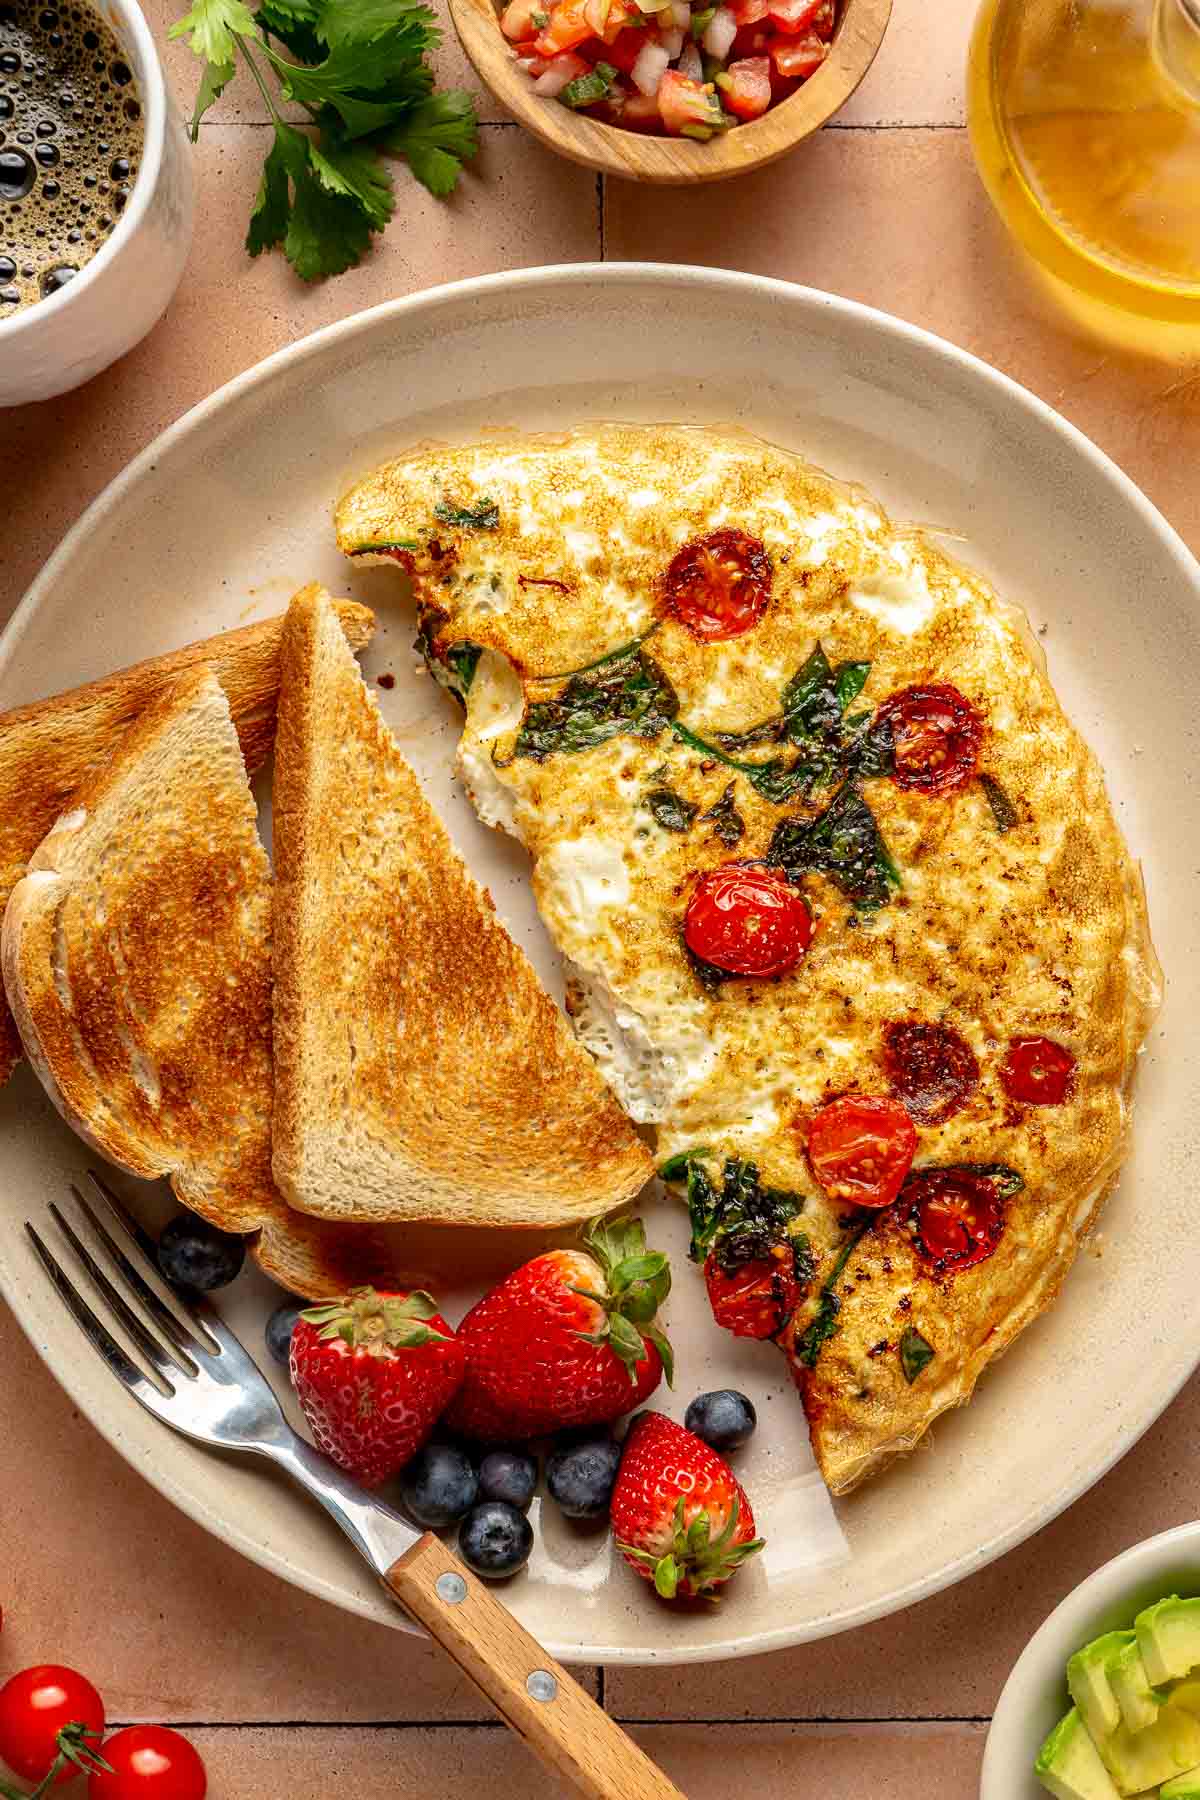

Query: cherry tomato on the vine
[
  {"left": 685, "top": 864, "right": 812, "bottom": 978},
  {"left": 0, "top": 1665, "right": 105, "bottom": 1786},
  {"left": 805, "top": 1094, "right": 917, "bottom": 1208},
  {"left": 662, "top": 529, "right": 772, "bottom": 641},
  {"left": 88, "top": 1726, "right": 208, "bottom": 1800}
]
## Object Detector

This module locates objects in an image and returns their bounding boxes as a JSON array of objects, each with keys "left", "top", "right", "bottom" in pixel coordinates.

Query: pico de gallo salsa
[{"left": 499, "top": 0, "right": 836, "bottom": 139}]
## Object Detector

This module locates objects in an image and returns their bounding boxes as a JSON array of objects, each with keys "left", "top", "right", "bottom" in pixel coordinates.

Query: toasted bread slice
[
  {"left": 272, "top": 584, "right": 653, "bottom": 1229},
  {"left": 0, "top": 662, "right": 396, "bottom": 1299},
  {"left": 0, "top": 600, "right": 375, "bottom": 1086}
]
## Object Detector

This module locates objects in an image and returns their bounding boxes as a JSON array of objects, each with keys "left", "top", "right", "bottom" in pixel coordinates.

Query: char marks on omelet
[{"left": 335, "top": 423, "right": 1161, "bottom": 1497}]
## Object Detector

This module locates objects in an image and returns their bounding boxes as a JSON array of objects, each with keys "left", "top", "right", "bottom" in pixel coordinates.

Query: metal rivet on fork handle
[{"left": 436, "top": 1571, "right": 468, "bottom": 1605}]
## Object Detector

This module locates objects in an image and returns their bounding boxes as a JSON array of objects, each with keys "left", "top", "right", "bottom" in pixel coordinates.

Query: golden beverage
[{"left": 968, "top": 0, "right": 1200, "bottom": 323}]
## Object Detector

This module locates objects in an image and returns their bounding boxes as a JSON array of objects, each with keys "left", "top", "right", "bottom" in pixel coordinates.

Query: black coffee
[{"left": 0, "top": 1, "right": 144, "bottom": 315}]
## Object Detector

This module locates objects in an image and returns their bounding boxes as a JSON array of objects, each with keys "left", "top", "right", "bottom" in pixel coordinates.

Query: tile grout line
[{"left": 108, "top": 1714, "right": 992, "bottom": 1731}]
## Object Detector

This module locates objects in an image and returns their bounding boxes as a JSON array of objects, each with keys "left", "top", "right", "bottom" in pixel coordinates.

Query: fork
[{"left": 27, "top": 1170, "right": 685, "bottom": 1800}]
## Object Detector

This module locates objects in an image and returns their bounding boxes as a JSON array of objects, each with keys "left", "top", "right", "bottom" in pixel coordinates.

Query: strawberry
[
  {"left": 290, "top": 1288, "right": 465, "bottom": 1488},
  {"left": 444, "top": 1216, "right": 673, "bottom": 1442},
  {"left": 611, "top": 1411, "right": 764, "bottom": 1599}
]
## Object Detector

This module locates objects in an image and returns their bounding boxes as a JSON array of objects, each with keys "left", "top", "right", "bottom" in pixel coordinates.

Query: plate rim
[{"left": 4, "top": 261, "right": 1198, "bottom": 1666}]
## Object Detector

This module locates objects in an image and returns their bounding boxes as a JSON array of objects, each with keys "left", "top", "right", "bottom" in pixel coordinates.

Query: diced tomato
[
  {"left": 768, "top": 68, "right": 798, "bottom": 100},
  {"left": 768, "top": 31, "right": 827, "bottom": 77},
  {"left": 684, "top": 864, "right": 812, "bottom": 978},
  {"left": 662, "top": 527, "right": 772, "bottom": 639},
  {"left": 619, "top": 90, "right": 665, "bottom": 129},
  {"left": 717, "top": 54, "right": 770, "bottom": 119},
  {"left": 501, "top": 0, "right": 545, "bottom": 37},
  {"left": 805, "top": 1095, "right": 917, "bottom": 1209},
  {"left": 729, "top": 0, "right": 769, "bottom": 23},
  {"left": 874, "top": 683, "right": 983, "bottom": 795},
  {"left": 583, "top": 0, "right": 637, "bottom": 42},
  {"left": 604, "top": 24, "right": 653, "bottom": 70},
  {"left": 999, "top": 1036, "right": 1077, "bottom": 1106},
  {"left": 534, "top": 0, "right": 593, "bottom": 58},
  {"left": 731, "top": 20, "right": 770, "bottom": 55},
  {"left": 883, "top": 1020, "right": 980, "bottom": 1126},
  {"left": 766, "top": 0, "right": 824, "bottom": 34},
  {"left": 657, "top": 68, "right": 724, "bottom": 135}
]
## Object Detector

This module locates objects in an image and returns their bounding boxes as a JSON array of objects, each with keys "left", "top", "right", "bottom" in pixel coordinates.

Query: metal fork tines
[{"left": 27, "top": 1170, "right": 421, "bottom": 1579}]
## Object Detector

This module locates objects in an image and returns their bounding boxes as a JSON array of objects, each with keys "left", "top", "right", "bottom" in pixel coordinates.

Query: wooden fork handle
[{"left": 385, "top": 1533, "right": 686, "bottom": 1799}]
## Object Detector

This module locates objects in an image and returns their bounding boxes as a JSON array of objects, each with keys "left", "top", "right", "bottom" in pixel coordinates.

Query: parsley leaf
[
  {"left": 175, "top": 0, "right": 480, "bottom": 278},
  {"left": 170, "top": 0, "right": 257, "bottom": 66},
  {"left": 384, "top": 91, "right": 480, "bottom": 197}
]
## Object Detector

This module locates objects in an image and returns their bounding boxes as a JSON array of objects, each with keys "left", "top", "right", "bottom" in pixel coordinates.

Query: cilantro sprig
[{"left": 171, "top": 0, "right": 480, "bottom": 279}]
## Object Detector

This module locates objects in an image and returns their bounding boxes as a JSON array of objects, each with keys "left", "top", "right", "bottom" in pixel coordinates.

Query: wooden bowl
[{"left": 448, "top": 0, "right": 892, "bottom": 183}]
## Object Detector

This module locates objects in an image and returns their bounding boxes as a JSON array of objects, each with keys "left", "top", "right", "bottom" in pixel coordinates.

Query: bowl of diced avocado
[{"left": 983, "top": 1523, "right": 1200, "bottom": 1800}]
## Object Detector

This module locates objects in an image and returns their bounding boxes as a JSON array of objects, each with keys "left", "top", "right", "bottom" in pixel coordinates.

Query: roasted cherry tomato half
[
  {"left": 685, "top": 864, "right": 812, "bottom": 978},
  {"left": 705, "top": 1248, "right": 798, "bottom": 1340},
  {"left": 88, "top": 1726, "right": 208, "bottom": 1800},
  {"left": 905, "top": 1169, "right": 1007, "bottom": 1272},
  {"left": 1000, "top": 1035, "right": 1077, "bottom": 1105},
  {"left": 0, "top": 1665, "right": 105, "bottom": 1786},
  {"left": 875, "top": 683, "right": 983, "bottom": 795},
  {"left": 805, "top": 1094, "right": 917, "bottom": 1209},
  {"left": 883, "top": 1019, "right": 980, "bottom": 1125},
  {"left": 662, "top": 528, "right": 772, "bottom": 642}
]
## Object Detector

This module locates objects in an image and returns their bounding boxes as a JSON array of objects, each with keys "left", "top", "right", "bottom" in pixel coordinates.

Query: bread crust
[{"left": 0, "top": 601, "right": 374, "bottom": 1084}]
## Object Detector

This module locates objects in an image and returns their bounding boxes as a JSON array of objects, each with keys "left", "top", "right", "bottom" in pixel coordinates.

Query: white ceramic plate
[{"left": 1, "top": 266, "right": 1197, "bottom": 1667}]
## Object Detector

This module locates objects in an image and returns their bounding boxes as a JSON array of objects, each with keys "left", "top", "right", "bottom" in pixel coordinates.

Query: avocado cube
[
  {"left": 1036, "top": 1708, "right": 1121, "bottom": 1800},
  {"left": 1096, "top": 1705, "right": 1200, "bottom": 1795},
  {"left": 1136, "top": 1597, "right": 1200, "bottom": 1687},
  {"left": 1108, "top": 1638, "right": 1165, "bottom": 1733},
  {"left": 1163, "top": 1767, "right": 1200, "bottom": 1799},
  {"left": 1069, "top": 1632, "right": 1135, "bottom": 1741}
]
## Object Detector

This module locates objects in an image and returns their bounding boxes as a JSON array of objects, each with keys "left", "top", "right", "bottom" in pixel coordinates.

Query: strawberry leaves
[
  {"left": 617, "top": 1494, "right": 765, "bottom": 1601},
  {"left": 572, "top": 1216, "right": 675, "bottom": 1386},
  {"left": 172, "top": 0, "right": 479, "bottom": 280},
  {"left": 301, "top": 1286, "right": 451, "bottom": 1352}
]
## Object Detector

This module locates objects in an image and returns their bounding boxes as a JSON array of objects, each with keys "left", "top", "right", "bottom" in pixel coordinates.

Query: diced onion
[
  {"left": 534, "top": 55, "right": 586, "bottom": 93},
  {"left": 516, "top": 54, "right": 541, "bottom": 70},
  {"left": 702, "top": 4, "right": 737, "bottom": 57},
  {"left": 631, "top": 40, "right": 670, "bottom": 93},
  {"left": 676, "top": 39, "right": 703, "bottom": 78},
  {"left": 659, "top": 25, "right": 684, "bottom": 56}
]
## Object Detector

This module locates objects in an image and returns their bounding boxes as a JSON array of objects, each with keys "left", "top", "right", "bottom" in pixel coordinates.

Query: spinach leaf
[
  {"left": 768, "top": 782, "right": 901, "bottom": 914},
  {"left": 899, "top": 1326, "right": 935, "bottom": 1385},
  {"left": 434, "top": 496, "right": 499, "bottom": 530},
  {"left": 791, "top": 1231, "right": 816, "bottom": 1290},
  {"left": 979, "top": 771, "right": 1018, "bottom": 833},
  {"left": 444, "top": 642, "right": 481, "bottom": 696},
  {"left": 513, "top": 645, "right": 679, "bottom": 761},
  {"left": 670, "top": 721, "right": 811, "bottom": 805},
  {"left": 698, "top": 782, "right": 745, "bottom": 846},
  {"left": 645, "top": 786, "right": 698, "bottom": 833},
  {"left": 658, "top": 1146, "right": 712, "bottom": 1184},
  {"left": 792, "top": 1215, "right": 874, "bottom": 1370},
  {"left": 681, "top": 1156, "right": 806, "bottom": 1269}
]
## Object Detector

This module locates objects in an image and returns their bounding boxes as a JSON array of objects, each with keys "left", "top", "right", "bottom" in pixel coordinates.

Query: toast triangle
[
  {"left": 1, "top": 660, "right": 401, "bottom": 1299},
  {"left": 0, "top": 599, "right": 375, "bottom": 1087},
  {"left": 271, "top": 584, "right": 653, "bottom": 1228}
]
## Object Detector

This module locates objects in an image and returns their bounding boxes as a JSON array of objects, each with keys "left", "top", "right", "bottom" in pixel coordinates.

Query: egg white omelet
[{"left": 336, "top": 424, "right": 1161, "bottom": 1495}]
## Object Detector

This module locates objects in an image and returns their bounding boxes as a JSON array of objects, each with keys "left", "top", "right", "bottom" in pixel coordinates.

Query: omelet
[{"left": 335, "top": 423, "right": 1161, "bottom": 1496}]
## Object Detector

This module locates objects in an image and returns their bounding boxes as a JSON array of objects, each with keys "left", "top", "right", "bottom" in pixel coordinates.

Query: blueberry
[
  {"left": 458, "top": 1501, "right": 533, "bottom": 1579},
  {"left": 265, "top": 1301, "right": 304, "bottom": 1369},
  {"left": 156, "top": 1214, "right": 245, "bottom": 1291},
  {"left": 684, "top": 1389, "right": 757, "bottom": 1452},
  {"left": 545, "top": 1436, "right": 621, "bottom": 1520},
  {"left": 478, "top": 1447, "right": 538, "bottom": 1513},
  {"left": 399, "top": 1443, "right": 479, "bottom": 1528}
]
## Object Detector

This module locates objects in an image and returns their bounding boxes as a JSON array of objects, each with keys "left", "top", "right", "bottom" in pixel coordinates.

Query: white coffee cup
[{"left": 0, "top": 0, "right": 194, "bottom": 407}]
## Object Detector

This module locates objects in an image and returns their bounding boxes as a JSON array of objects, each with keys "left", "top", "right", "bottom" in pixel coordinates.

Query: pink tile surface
[
  {"left": 4, "top": 4, "right": 1200, "bottom": 1794},
  {"left": 170, "top": 1721, "right": 987, "bottom": 1797}
]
